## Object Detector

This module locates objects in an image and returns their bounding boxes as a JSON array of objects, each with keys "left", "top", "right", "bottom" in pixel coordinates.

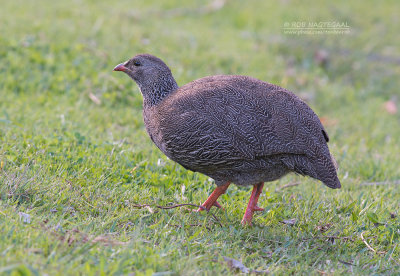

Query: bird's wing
[{"left": 157, "top": 76, "right": 328, "bottom": 169}]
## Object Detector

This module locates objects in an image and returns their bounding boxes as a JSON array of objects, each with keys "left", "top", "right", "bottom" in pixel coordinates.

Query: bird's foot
[
  {"left": 213, "top": 201, "right": 223, "bottom": 209},
  {"left": 241, "top": 205, "right": 264, "bottom": 226},
  {"left": 194, "top": 182, "right": 230, "bottom": 212},
  {"left": 241, "top": 182, "right": 265, "bottom": 226},
  {"left": 195, "top": 201, "right": 223, "bottom": 212},
  {"left": 241, "top": 209, "right": 254, "bottom": 226}
]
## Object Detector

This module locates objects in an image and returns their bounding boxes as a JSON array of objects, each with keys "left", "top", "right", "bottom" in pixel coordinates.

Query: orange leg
[
  {"left": 196, "top": 182, "right": 231, "bottom": 212},
  {"left": 241, "top": 182, "right": 265, "bottom": 226}
]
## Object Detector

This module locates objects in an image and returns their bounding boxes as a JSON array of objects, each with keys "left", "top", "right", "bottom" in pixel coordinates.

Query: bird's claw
[
  {"left": 195, "top": 200, "right": 223, "bottom": 212},
  {"left": 213, "top": 201, "right": 223, "bottom": 209}
]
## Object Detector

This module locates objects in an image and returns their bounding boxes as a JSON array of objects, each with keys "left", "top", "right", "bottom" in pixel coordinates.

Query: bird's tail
[
  {"left": 281, "top": 152, "right": 341, "bottom": 189},
  {"left": 313, "top": 153, "right": 341, "bottom": 189}
]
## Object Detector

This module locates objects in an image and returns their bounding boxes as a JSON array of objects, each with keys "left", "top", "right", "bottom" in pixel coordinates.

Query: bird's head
[
  {"left": 114, "top": 54, "right": 173, "bottom": 88},
  {"left": 113, "top": 54, "right": 178, "bottom": 106}
]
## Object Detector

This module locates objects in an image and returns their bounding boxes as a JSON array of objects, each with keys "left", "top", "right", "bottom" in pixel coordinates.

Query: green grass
[{"left": 1, "top": 0, "right": 400, "bottom": 274}]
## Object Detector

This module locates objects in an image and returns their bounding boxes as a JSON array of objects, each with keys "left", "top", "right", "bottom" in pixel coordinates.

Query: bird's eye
[{"left": 133, "top": 60, "right": 141, "bottom": 66}]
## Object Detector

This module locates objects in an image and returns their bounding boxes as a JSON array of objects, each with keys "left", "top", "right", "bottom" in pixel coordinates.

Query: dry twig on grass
[{"left": 360, "top": 231, "right": 385, "bottom": 255}]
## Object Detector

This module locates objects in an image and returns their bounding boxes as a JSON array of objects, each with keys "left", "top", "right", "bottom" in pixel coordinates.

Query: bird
[{"left": 113, "top": 54, "right": 341, "bottom": 226}]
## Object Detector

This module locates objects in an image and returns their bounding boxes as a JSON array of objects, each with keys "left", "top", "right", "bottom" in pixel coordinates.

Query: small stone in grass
[
  {"left": 18, "top": 212, "right": 31, "bottom": 224},
  {"left": 281, "top": 218, "right": 297, "bottom": 225}
]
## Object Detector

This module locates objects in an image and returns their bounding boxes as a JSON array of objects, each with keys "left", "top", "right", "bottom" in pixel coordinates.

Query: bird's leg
[
  {"left": 241, "top": 182, "right": 265, "bottom": 226},
  {"left": 196, "top": 182, "right": 231, "bottom": 212}
]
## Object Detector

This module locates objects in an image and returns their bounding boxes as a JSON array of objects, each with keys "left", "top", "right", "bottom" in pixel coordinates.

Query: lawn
[{"left": 1, "top": 0, "right": 400, "bottom": 274}]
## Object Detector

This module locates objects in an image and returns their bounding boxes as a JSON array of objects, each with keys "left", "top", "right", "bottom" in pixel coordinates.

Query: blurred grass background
[{"left": 1, "top": 0, "right": 399, "bottom": 274}]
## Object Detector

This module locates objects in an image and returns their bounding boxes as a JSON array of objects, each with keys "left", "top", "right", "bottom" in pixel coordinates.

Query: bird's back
[{"left": 144, "top": 75, "right": 340, "bottom": 188}]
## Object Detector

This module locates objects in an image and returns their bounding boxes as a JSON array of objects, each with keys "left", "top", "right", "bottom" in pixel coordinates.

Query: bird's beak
[{"left": 113, "top": 63, "right": 128, "bottom": 72}]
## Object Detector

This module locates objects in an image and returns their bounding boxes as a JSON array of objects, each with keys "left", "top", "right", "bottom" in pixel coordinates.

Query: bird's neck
[{"left": 140, "top": 74, "right": 179, "bottom": 108}]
